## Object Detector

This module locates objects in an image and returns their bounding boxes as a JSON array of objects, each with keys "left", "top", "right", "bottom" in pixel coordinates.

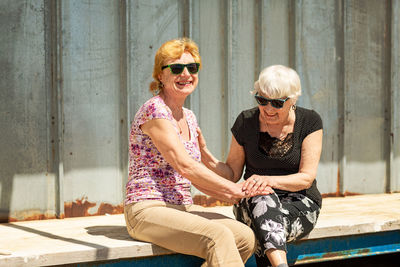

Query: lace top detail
[{"left": 259, "top": 132, "right": 294, "bottom": 158}]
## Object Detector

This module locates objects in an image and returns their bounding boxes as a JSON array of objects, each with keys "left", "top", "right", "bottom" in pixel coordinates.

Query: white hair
[{"left": 253, "top": 65, "right": 301, "bottom": 99}]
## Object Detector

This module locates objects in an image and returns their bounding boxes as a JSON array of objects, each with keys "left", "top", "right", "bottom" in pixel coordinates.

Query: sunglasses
[
  {"left": 161, "top": 63, "right": 200, "bottom": 75},
  {"left": 254, "top": 93, "right": 289, "bottom": 109}
]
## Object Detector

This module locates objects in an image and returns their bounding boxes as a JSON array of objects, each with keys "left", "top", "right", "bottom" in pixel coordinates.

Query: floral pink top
[{"left": 125, "top": 95, "right": 200, "bottom": 205}]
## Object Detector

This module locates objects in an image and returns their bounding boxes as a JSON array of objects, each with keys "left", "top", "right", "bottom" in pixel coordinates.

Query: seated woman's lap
[
  {"left": 124, "top": 200, "right": 255, "bottom": 262},
  {"left": 234, "top": 193, "right": 320, "bottom": 260}
]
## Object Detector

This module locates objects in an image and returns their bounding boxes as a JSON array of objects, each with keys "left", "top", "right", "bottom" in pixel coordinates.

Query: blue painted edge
[
  {"left": 288, "top": 230, "right": 400, "bottom": 264},
  {"left": 79, "top": 230, "right": 400, "bottom": 266}
]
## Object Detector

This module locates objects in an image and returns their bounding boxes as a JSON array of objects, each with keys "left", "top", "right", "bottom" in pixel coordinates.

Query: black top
[{"left": 231, "top": 106, "right": 323, "bottom": 207}]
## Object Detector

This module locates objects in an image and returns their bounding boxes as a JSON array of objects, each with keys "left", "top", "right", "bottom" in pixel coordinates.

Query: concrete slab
[{"left": 1, "top": 193, "right": 399, "bottom": 267}]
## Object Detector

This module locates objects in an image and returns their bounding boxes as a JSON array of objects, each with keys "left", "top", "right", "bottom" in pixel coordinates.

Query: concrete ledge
[
  {"left": 306, "top": 193, "right": 400, "bottom": 239},
  {"left": 1, "top": 193, "right": 400, "bottom": 266}
]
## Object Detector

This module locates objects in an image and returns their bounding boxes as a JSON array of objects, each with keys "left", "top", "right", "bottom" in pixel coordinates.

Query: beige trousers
[{"left": 124, "top": 200, "right": 256, "bottom": 267}]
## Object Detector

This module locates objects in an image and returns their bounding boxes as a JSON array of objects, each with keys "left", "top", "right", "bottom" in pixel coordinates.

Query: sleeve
[
  {"left": 135, "top": 99, "right": 170, "bottom": 128},
  {"left": 231, "top": 112, "right": 245, "bottom": 146},
  {"left": 306, "top": 110, "right": 323, "bottom": 136}
]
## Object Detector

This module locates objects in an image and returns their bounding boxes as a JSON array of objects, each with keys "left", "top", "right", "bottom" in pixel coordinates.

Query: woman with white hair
[{"left": 198, "top": 65, "right": 323, "bottom": 267}]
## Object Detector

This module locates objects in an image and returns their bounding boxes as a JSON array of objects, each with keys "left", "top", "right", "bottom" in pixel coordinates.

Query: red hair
[{"left": 150, "top": 38, "right": 201, "bottom": 95}]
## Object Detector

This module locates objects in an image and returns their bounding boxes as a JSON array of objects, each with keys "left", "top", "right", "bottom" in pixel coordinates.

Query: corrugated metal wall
[{"left": 1, "top": 0, "right": 399, "bottom": 221}]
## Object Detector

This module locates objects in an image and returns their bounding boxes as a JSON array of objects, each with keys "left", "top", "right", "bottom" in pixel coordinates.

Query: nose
[
  {"left": 262, "top": 102, "right": 275, "bottom": 111},
  {"left": 180, "top": 66, "right": 191, "bottom": 76}
]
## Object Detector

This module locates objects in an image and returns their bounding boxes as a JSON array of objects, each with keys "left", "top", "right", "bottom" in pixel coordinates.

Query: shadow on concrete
[
  {"left": 5, "top": 223, "right": 110, "bottom": 260},
  {"left": 85, "top": 225, "right": 131, "bottom": 241}
]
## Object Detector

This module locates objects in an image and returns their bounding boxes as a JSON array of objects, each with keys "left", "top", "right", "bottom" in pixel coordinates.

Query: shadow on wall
[
  {"left": 0, "top": 0, "right": 22, "bottom": 223},
  {"left": 0, "top": 1, "right": 127, "bottom": 223},
  {"left": 0, "top": 1, "right": 57, "bottom": 223}
]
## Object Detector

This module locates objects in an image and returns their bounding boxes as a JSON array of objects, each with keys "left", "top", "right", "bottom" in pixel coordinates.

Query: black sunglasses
[
  {"left": 161, "top": 63, "right": 200, "bottom": 75},
  {"left": 254, "top": 93, "right": 289, "bottom": 109}
]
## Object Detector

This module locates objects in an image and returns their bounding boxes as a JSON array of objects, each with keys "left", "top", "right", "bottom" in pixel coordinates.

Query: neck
[
  {"left": 160, "top": 92, "right": 185, "bottom": 119},
  {"left": 260, "top": 109, "right": 295, "bottom": 139}
]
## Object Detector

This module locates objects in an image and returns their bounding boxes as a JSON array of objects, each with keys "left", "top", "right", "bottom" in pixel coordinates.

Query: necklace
[
  {"left": 175, "top": 116, "right": 186, "bottom": 134},
  {"left": 176, "top": 120, "right": 183, "bottom": 134},
  {"left": 266, "top": 124, "right": 288, "bottom": 140}
]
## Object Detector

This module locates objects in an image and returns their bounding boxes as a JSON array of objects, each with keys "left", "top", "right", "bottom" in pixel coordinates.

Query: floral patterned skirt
[{"left": 234, "top": 192, "right": 320, "bottom": 267}]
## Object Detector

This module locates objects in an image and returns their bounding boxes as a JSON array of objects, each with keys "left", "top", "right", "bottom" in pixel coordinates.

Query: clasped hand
[{"left": 241, "top": 175, "right": 274, "bottom": 196}]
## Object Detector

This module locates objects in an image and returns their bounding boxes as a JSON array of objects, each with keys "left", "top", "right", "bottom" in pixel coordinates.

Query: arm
[
  {"left": 197, "top": 128, "right": 236, "bottom": 181},
  {"left": 198, "top": 128, "right": 274, "bottom": 194},
  {"left": 244, "top": 129, "right": 323, "bottom": 194},
  {"left": 142, "top": 119, "right": 252, "bottom": 203},
  {"left": 225, "top": 135, "right": 277, "bottom": 193},
  {"left": 225, "top": 135, "right": 246, "bottom": 182},
  {"left": 198, "top": 128, "right": 246, "bottom": 183}
]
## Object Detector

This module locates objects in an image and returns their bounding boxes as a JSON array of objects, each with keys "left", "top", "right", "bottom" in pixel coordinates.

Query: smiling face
[
  {"left": 257, "top": 92, "right": 294, "bottom": 125},
  {"left": 254, "top": 65, "right": 301, "bottom": 126},
  {"left": 159, "top": 52, "right": 199, "bottom": 99}
]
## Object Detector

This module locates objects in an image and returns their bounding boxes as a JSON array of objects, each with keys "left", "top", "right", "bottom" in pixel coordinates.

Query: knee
[
  {"left": 236, "top": 223, "right": 257, "bottom": 257},
  {"left": 239, "top": 223, "right": 256, "bottom": 245},
  {"left": 203, "top": 221, "right": 255, "bottom": 251},
  {"left": 208, "top": 223, "right": 236, "bottom": 244},
  {"left": 203, "top": 222, "right": 256, "bottom": 263}
]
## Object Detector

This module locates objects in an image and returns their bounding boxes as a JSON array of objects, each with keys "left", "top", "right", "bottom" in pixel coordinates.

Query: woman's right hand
[
  {"left": 242, "top": 175, "right": 275, "bottom": 196},
  {"left": 233, "top": 182, "right": 274, "bottom": 200}
]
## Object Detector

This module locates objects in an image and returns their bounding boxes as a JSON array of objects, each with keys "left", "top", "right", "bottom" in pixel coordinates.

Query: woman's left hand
[{"left": 242, "top": 175, "right": 274, "bottom": 195}]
